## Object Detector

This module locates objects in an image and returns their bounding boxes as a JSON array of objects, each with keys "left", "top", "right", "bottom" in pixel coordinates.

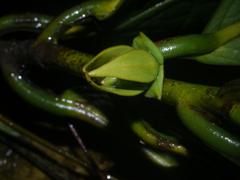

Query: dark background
[{"left": 0, "top": 0, "right": 239, "bottom": 179}]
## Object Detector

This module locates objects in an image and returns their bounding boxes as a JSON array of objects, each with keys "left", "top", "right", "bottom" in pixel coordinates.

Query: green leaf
[
  {"left": 194, "top": 0, "right": 240, "bottom": 65},
  {"left": 204, "top": 0, "right": 240, "bottom": 33},
  {"left": 114, "top": 0, "right": 218, "bottom": 37},
  {"left": 195, "top": 38, "right": 240, "bottom": 65}
]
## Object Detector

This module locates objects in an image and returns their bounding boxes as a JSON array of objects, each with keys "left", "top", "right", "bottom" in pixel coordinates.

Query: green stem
[
  {"left": 131, "top": 120, "right": 188, "bottom": 156},
  {"left": 162, "top": 79, "right": 240, "bottom": 127},
  {"left": 177, "top": 103, "right": 240, "bottom": 161},
  {"left": 35, "top": 42, "right": 93, "bottom": 75},
  {"left": 161, "top": 79, "right": 219, "bottom": 106},
  {"left": 0, "top": 114, "right": 90, "bottom": 176},
  {"left": 162, "top": 79, "right": 240, "bottom": 163},
  {"left": 0, "top": 14, "right": 52, "bottom": 35},
  {"left": 35, "top": 0, "right": 123, "bottom": 45},
  {"left": 0, "top": 14, "right": 87, "bottom": 39},
  {"left": 156, "top": 20, "right": 240, "bottom": 59},
  {"left": 2, "top": 66, "right": 108, "bottom": 128},
  {"left": 156, "top": 34, "right": 219, "bottom": 59},
  {"left": 0, "top": 42, "right": 108, "bottom": 128},
  {"left": 30, "top": 41, "right": 240, "bottom": 127},
  {"left": 0, "top": 14, "right": 109, "bottom": 128},
  {"left": 142, "top": 147, "right": 179, "bottom": 168}
]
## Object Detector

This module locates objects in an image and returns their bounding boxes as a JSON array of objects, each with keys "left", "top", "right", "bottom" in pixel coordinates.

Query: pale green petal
[{"left": 88, "top": 49, "right": 158, "bottom": 83}]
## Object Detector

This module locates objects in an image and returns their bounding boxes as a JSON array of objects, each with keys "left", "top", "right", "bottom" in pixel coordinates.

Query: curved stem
[
  {"left": 131, "top": 120, "right": 188, "bottom": 156},
  {"left": 142, "top": 147, "right": 179, "bottom": 168},
  {"left": 35, "top": 0, "right": 123, "bottom": 45},
  {"left": 0, "top": 14, "right": 52, "bottom": 36},
  {"left": 156, "top": 20, "right": 240, "bottom": 59},
  {"left": 0, "top": 41, "right": 108, "bottom": 128},
  {"left": 142, "top": 148, "right": 179, "bottom": 168},
  {"left": 0, "top": 15, "right": 109, "bottom": 127},
  {"left": 177, "top": 103, "right": 240, "bottom": 161},
  {"left": 162, "top": 79, "right": 240, "bottom": 127},
  {"left": 0, "top": 14, "right": 87, "bottom": 39}
]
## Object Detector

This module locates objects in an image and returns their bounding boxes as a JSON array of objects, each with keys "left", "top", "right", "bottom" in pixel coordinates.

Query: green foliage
[{"left": 194, "top": 0, "right": 240, "bottom": 65}]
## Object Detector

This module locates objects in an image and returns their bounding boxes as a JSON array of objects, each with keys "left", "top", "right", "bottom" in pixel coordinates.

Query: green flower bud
[
  {"left": 133, "top": 33, "right": 164, "bottom": 99},
  {"left": 83, "top": 33, "right": 164, "bottom": 99}
]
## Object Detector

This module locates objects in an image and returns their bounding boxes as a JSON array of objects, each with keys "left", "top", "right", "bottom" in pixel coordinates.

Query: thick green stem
[
  {"left": 35, "top": 42, "right": 93, "bottom": 75},
  {"left": 156, "top": 20, "right": 240, "bottom": 59},
  {"left": 177, "top": 103, "right": 240, "bottom": 161},
  {"left": 0, "top": 41, "right": 108, "bottom": 128},
  {"left": 162, "top": 79, "right": 240, "bottom": 126},
  {"left": 161, "top": 79, "right": 219, "bottom": 106},
  {"left": 162, "top": 79, "right": 240, "bottom": 164},
  {"left": 156, "top": 34, "right": 219, "bottom": 59}
]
